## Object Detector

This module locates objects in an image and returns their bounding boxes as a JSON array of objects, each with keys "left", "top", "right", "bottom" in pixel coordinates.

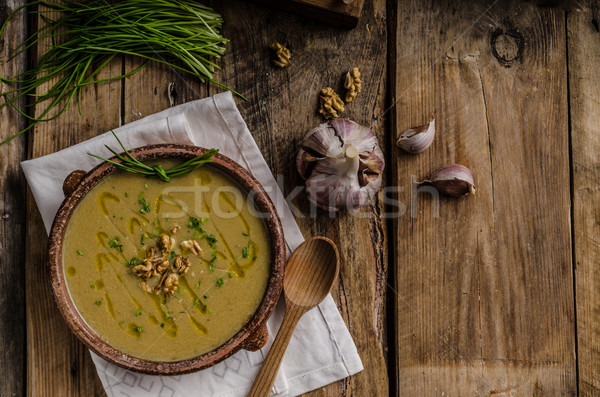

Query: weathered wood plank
[
  {"left": 210, "top": 0, "right": 389, "bottom": 395},
  {"left": 0, "top": 1, "right": 27, "bottom": 396},
  {"left": 25, "top": 6, "right": 121, "bottom": 393},
  {"left": 123, "top": 57, "right": 207, "bottom": 123},
  {"left": 392, "top": 1, "right": 575, "bottom": 395},
  {"left": 567, "top": 4, "right": 600, "bottom": 395}
]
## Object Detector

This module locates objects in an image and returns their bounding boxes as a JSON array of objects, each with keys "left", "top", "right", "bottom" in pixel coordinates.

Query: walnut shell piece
[
  {"left": 269, "top": 42, "right": 291, "bottom": 68},
  {"left": 344, "top": 67, "right": 362, "bottom": 103},
  {"left": 319, "top": 87, "right": 345, "bottom": 119}
]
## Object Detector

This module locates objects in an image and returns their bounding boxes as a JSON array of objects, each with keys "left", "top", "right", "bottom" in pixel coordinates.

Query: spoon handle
[{"left": 247, "top": 304, "right": 304, "bottom": 397}]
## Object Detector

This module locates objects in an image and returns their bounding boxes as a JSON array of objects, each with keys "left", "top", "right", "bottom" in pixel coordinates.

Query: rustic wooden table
[{"left": 2, "top": 0, "right": 599, "bottom": 395}]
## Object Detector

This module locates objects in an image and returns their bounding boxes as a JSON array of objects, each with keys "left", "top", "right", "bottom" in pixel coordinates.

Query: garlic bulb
[
  {"left": 396, "top": 119, "right": 435, "bottom": 154},
  {"left": 296, "top": 119, "right": 385, "bottom": 210},
  {"left": 422, "top": 164, "right": 475, "bottom": 197}
]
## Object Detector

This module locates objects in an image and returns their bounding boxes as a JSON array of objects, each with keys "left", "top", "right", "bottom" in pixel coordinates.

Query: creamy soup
[{"left": 63, "top": 161, "right": 271, "bottom": 361}]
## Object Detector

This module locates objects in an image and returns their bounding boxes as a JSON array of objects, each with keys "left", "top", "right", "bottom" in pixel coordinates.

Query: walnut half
[
  {"left": 269, "top": 42, "right": 291, "bottom": 68},
  {"left": 157, "top": 234, "right": 174, "bottom": 255},
  {"left": 319, "top": 87, "right": 345, "bottom": 119},
  {"left": 344, "top": 67, "right": 362, "bottom": 103},
  {"left": 162, "top": 273, "right": 179, "bottom": 296}
]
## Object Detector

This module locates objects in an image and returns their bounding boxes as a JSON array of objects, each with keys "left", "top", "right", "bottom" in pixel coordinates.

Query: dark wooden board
[
  {"left": 2, "top": 0, "right": 599, "bottom": 395},
  {"left": 567, "top": 3, "right": 600, "bottom": 395},
  {"left": 0, "top": 1, "right": 27, "bottom": 396},
  {"left": 246, "top": 0, "right": 365, "bottom": 28},
  {"left": 209, "top": 0, "right": 389, "bottom": 394},
  {"left": 391, "top": 0, "right": 575, "bottom": 394}
]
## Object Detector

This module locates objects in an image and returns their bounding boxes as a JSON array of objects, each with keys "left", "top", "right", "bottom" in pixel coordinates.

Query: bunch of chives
[{"left": 0, "top": 0, "right": 242, "bottom": 145}]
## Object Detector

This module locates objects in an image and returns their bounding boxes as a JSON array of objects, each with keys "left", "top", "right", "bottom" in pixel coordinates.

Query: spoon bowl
[
  {"left": 248, "top": 237, "right": 339, "bottom": 397},
  {"left": 284, "top": 237, "right": 339, "bottom": 307}
]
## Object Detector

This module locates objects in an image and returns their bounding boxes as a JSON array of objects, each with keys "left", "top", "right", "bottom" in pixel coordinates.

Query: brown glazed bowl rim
[{"left": 48, "top": 144, "right": 286, "bottom": 375}]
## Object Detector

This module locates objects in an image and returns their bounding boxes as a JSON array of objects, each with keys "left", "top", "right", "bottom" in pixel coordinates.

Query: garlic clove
[
  {"left": 297, "top": 119, "right": 385, "bottom": 210},
  {"left": 359, "top": 146, "right": 385, "bottom": 174},
  {"left": 302, "top": 124, "right": 344, "bottom": 157},
  {"left": 423, "top": 164, "right": 475, "bottom": 197},
  {"left": 397, "top": 119, "right": 435, "bottom": 154},
  {"left": 335, "top": 118, "right": 378, "bottom": 153},
  {"left": 296, "top": 148, "right": 324, "bottom": 180}
]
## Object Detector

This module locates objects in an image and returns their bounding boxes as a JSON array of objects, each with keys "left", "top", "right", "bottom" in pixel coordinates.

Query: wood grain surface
[
  {"left": 3, "top": 0, "right": 600, "bottom": 395},
  {"left": 0, "top": 1, "right": 27, "bottom": 396},
  {"left": 391, "top": 0, "right": 575, "bottom": 395},
  {"left": 568, "top": 3, "right": 600, "bottom": 395},
  {"left": 209, "top": 0, "right": 389, "bottom": 395}
]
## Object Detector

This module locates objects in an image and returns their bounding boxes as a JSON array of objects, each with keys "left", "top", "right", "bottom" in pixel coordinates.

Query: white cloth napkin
[{"left": 21, "top": 91, "right": 363, "bottom": 397}]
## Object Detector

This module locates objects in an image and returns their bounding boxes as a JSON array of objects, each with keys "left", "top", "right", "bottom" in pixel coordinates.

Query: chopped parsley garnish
[
  {"left": 90, "top": 284, "right": 95, "bottom": 289},
  {"left": 108, "top": 236, "right": 123, "bottom": 252},
  {"left": 206, "top": 234, "right": 217, "bottom": 246},
  {"left": 138, "top": 196, "right": 150, "bottom": 214},
  {"left": 160, "top": 323, "right": 165, "bottom": 328},
  {"left": 195, "top": 281, "right": 201, "bottom": 289},
  {"left": 209, "top": 255, "right": 217, "bottom": 264},
  {"left": 169, "top": 251, "right": 177, "bottom": 260},
  {"left": 165, "top": 312, "right": 171, "bottom": 319},
  {"left": 134, "top": 327, "right": 143, "bottom": 333},
  {"left": 144, "top": 231, "right": 159, "bottom": 239},
  {"left": 252, "top": 256, "right": 257, "bottom": 260},
  {"left": 135, "top": 308, "right": 142, "bottom": 317},
  {"left": 242, "top": 232, "right": 249, "bottom": 236},
  {"left": 208, "top": 265, "right": 214, "bottom": 272},
  {"left": 188, "top": 217, "right": 208, "bottom": 235},
  {"left": 95, "top": 300, "right": 102, "bottom": 306},
  {"left": 76, "top": 249, "right": 84, "bottom": 256},
  {"left": 192, "top": 231, "right": 200, "bottom": 239},
  {"left": 144, "top": 182, "right": 149, "bottom": 190},
  {"left": 187, "top": 217, "right": 200, "bottom": 229},
  {"left": 126, "top": 257, "right": 142, "bottom": 268},
  {"left": 124, "top": 192, "right": 128, "bottom": 198},
  {"left": 242, "top": 245, "right": 250, "bottom": 259},
  {"left": 216, "top": 278, "right": 224, "bottom": 287},
  {"left": 203, "top": 295, "right": 208, "bottom": 299},
  {"left": 140, "top": 235, "right": 145, "bottom": 246},
  {"left": 152, "top": 219, "right": 158, "bottom": 225},
  {"left": 193, "top": 298, "right": 201, "bottom": 307},
  {"left": 228, "top": 273, "right": 233, "bottom": 278}
]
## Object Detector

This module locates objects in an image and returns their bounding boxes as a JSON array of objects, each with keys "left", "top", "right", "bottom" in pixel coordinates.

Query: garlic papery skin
[
  {"left": 423, "top": 164, "right": 475, "bottom": 197},
  {"left": 396, "top": 119, "right": 435, "bottom": 154},
  {"left": 297, "top": 119, "right": 385, "bottom": 210}
]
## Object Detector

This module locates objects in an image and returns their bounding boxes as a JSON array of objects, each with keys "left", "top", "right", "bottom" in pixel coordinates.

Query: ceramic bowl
[{"left": 48, "top": 144, "right": 286, "bottom": 375}]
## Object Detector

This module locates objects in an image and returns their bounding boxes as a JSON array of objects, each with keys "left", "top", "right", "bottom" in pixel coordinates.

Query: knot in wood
[{"left": 491, "top": 30, "right": 523, "bottom": 67}]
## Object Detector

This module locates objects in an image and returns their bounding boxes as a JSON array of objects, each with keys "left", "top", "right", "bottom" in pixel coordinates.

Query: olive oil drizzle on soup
[{"left": 63, "top": 162, "right": 271, "bottom": 361}]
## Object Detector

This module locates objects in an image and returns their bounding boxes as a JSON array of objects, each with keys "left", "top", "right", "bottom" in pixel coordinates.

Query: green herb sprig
[
  {"left": 0, "top": 0, "right": 245, "bottom": 145},
  {"left": 88, "top": 132, "right": 218, "bottom": 182}
]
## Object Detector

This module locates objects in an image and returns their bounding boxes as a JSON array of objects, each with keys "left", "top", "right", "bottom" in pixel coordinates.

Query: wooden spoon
[{"left": 247, "top": 237, "right": 340, "bottom": 397}]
